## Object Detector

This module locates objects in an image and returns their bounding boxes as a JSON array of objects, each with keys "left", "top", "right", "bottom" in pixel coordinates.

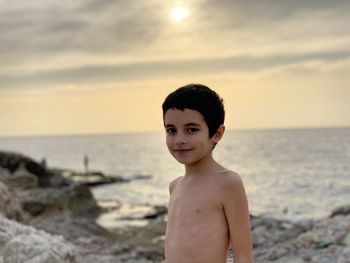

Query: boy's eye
[
  {"left": 187, "top": 127, "right": 199, "bottom": 133},
  {"left": 166, "top": 128, "right": 176, "bottom": 134}
]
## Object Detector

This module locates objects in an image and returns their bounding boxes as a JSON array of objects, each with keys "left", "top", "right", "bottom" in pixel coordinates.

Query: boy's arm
[{"left": 222, "top": 173, "right": 253, "bottom": 263}]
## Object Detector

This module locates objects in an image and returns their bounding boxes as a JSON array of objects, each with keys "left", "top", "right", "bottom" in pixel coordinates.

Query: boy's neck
[{"left": 184, "top": 153, "right": 219, "bottom": 177}]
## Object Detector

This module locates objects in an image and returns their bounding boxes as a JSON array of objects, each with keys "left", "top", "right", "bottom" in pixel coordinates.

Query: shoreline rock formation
[
  {"left": 250, "top": 213, "right": 350, "bottom": 262},
  {"left": 0, "top": 214, "right": 79, "bottom": 263},
  {"left": 0, "top": 150, "right": 164, "bottom": 262}
]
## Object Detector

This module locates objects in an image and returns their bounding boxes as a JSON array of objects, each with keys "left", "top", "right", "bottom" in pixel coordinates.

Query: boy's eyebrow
[
  {"left": 184, "top": 122, "right": 201, "bottom": 127},
  {"left": 164, "top": 123, "right": 201, "bottom": 128}
]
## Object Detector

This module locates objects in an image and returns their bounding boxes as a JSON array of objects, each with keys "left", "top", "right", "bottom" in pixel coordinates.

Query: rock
[
  {"left": 15, "top": 184, "right": 99, "bottom": 217},
  {"left": 77, "top": 254, "right": 120, "bottom": 263},
  {"left": 343, "top": 233, "right": 350, "bottom": 246},
  {"left": 0, "top": 151, "right": 99, "bottom": 219},
  {"left": 0, "top": 181, "right": 26, "bottom": 221},
  {"left": 336, "top": 247, "right": 350, "bottom": 263},
  {"left": 251, "top": 216, "right": 308, "bottom": 250},
  {"left": 108, "top": 216, "right": 166, "bottom": 262},
  {"left": 143, "top": 206, "right": 168, "bottom": 219},
  {"left": 0, "top": 167, "right": 10, "bottom": 177},
  {"left": 331, "top": 204, "right": 350, "bottom": 217},
  {"left": 4, "top": 233, "right": 77, "bottom": 263},
  {"left": 54, "top": 168, "right": 123, "bottom": 187},
  {"left": 0, "top": 151, "right": 68, "bottom": 188},
  {"left": 0, "top": 214, "right": 79, "bottom": 263},
  {"left": 1, "top": 150, "right": 165, "bottom": 262},
  {"left": 0, "top": 150, "right": 73, "bottom": 188},
  {"left": 1, "top": 165, "right": 38, "bottom": 189},
  {"left": 121, "top": 175, "right": 152, "bottom": 182},
  {"left": 253, "top": 212, "right": 350, "bottom": 262}
]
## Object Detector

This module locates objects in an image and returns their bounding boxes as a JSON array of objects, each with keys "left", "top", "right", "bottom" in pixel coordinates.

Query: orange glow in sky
[{"left": 0, "top": 1, "right": 349, "bottom": 136}]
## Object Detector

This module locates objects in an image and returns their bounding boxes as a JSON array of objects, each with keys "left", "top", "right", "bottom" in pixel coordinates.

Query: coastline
[{"left": 1, "top": 150, "right": 349, "bottom": 262}]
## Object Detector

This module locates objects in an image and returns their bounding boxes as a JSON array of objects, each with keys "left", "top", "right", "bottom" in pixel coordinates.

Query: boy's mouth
[{"left": 173, "top": 148, "right": 193, "bottom": 152}]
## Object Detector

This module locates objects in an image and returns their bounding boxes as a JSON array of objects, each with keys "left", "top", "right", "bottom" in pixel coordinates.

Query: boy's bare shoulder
[
  {"left": 169, "top": 176, "right": 183, "bottom": 195},
  {"left": 217, "top": 169, "right": 247, "bottom": 204},
  {"left": 217, "top": 169, "right": 244, "bottom": 192}
]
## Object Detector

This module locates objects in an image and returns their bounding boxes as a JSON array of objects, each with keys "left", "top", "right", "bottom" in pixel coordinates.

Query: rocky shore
[
  {"left": 1, "top": 150, "right": 350, "bottom": 262},
  {"left": 0, "top": 150, "right": 165, "bottom": 263}
]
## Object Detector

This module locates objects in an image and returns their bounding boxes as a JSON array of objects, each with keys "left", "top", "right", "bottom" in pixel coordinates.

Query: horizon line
[{"left": 0, "top": 125, "right": 349, "bottom": 139}]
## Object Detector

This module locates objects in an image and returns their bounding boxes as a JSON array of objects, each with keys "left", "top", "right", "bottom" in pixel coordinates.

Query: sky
[{"left": 0, "top": 0, "right": 349, "bottom": 136}]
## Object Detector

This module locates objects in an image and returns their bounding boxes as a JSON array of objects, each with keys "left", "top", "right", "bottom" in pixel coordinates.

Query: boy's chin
[
  {"left": 176, "top": 159, "right": 191, "bottom": 165},
  {"left": 173, "top": 156, "right": 197, "bottom": 165},
  {"left": 171, "top": 155, "right": 188, "bottom": 164}
]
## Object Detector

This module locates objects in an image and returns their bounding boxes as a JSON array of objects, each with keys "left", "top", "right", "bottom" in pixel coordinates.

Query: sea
[{"left": 1, "top": 127, "right": 349, "bottom": 222}]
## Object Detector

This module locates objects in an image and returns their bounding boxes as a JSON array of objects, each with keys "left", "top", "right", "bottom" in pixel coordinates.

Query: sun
[{"left": 171, "top": 5, "right": 189, "bottom": 23}]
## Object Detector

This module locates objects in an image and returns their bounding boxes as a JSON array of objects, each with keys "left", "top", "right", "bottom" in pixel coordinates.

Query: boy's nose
[{"left": 175, "top": 134, "right": 186, "bottom": 145}]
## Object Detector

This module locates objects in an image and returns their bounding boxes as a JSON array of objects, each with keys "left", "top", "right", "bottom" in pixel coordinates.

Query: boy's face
[{"left": 164, "top": 108, "right": 218, "bottom": 165}]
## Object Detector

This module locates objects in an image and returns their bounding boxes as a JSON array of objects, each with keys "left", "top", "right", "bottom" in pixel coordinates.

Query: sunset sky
[{"left": 0, "top": 0, "right": 349, "bottom": 136}]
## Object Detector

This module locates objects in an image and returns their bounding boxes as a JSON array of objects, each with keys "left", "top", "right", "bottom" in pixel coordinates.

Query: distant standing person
[
  {"left": 84, "top": 155, "right": 89, "bottom": 176},
  {"left": 41, "top": 158, "right": 47, "bottom": 169},
  {"left": 162, "top": 84, "right": 253, "bottom": 262}
]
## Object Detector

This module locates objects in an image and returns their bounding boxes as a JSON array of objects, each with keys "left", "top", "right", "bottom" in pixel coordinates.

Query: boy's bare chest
[
  {"left": 166, "top": 180, "right": 229, "bottom": 254},
  {"left": 168, "top": 183, "right": 222, "bottom": 222}
]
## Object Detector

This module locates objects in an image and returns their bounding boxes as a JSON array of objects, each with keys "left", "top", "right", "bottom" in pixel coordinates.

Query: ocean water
[{"left": 1, "top": 127, "right": 349, "bottom": 221}]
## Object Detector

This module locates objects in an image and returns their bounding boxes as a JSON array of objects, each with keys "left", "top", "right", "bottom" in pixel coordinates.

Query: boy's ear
[{"left": 213, "top": 125, "right": 225, "bottom": 143}]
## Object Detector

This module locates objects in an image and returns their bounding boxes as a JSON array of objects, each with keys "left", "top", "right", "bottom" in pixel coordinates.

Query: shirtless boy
[{"left": 162, "top": 84, "right": 253, "bottom": 263}]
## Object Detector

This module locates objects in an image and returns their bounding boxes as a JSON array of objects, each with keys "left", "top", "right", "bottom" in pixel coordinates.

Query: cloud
[
  {"left": 196, "top": 0, "right": 350, "bottom": 26},
  {"left": 1, "top": 49, "right": 349, "bottom": 89},
  {"left": 0, "top": 0, "right": 350, "bottom": 89},
  {"left": 0, "top": 0, "right": 164, "bottom": 64}
]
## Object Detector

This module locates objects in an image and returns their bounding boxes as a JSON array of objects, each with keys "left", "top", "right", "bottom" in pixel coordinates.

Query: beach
[{"left": 1, "top": 150, "right": 350, "bottom": 262}]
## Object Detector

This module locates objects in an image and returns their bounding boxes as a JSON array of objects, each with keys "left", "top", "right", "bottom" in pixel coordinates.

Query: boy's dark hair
[{"left": 162, "top": 84, "right": 225, "bottom": 138}]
